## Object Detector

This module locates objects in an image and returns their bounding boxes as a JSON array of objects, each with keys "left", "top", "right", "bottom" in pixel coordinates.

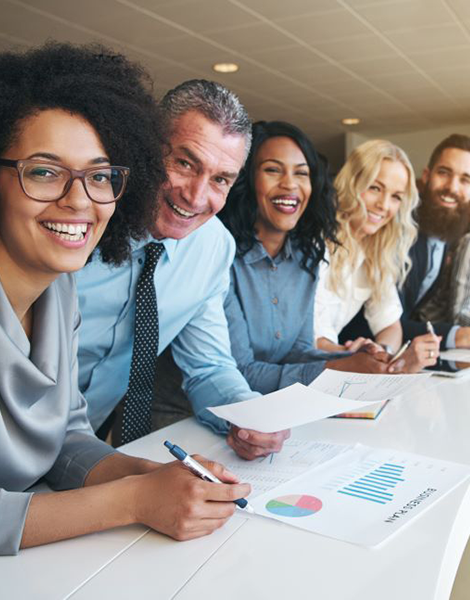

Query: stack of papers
[
  {"left": 207, "top": 439, "right": 470, "bottom": 548},
  {"left": 208, "top": 371, "right": 431, "bottom": 432}
]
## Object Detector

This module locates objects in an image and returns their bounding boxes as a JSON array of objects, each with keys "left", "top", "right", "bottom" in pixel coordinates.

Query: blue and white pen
[{"left": 164, "top": 440, "right": 255, "bottom": 514}]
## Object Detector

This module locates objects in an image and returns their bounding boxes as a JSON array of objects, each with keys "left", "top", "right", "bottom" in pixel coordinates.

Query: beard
[{"left": 416, "top": 183, "right": 470, "bottom": 243}]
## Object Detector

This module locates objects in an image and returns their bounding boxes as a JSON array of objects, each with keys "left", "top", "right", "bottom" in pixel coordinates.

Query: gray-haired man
[{"left": 77, "top": 80, "right": 289, "bottom": 459}]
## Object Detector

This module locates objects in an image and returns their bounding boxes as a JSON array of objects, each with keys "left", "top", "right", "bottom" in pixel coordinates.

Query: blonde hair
[{"left": 328, "top": 139, "right": 419, "bottom": 302}]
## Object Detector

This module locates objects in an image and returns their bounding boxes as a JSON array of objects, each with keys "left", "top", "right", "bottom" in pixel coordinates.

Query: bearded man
[{"left": 401, "top": 133, "right": 470, "bottom": 348}]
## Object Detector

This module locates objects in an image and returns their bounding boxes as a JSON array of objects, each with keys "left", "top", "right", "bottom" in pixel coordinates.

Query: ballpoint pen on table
[
  {"left": 164, "top": 440, "right": 255, "bottom": 514},
  {"left": 389, "top": 340, "right": 411, "bottom": 364}
]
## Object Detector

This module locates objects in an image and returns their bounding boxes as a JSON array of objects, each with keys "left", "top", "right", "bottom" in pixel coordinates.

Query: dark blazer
[
  {"left": 339, "top": 233, "right": 453, "bottom": 347},
  {"left": 400, "top": 233, "right": 453, "bottom": 344}
]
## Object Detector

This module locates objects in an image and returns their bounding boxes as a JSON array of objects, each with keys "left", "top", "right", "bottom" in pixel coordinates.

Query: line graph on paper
[
  {"left": 312, "top": 371, "right": 370, "bottom": 400},
  {"left": 308, "top": 370, "right": 429, "bottom": 403},
  {"left": 338, "top": 380, "right": 367, "bottom": 398}
]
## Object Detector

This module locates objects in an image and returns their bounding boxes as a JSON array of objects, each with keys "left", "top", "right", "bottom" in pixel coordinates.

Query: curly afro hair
[
  {"left": 0, "top": 41, "right": 166, "bottom": 265},
  {"left": 218, "top": 120, "right": 339, "bottom": 278}
]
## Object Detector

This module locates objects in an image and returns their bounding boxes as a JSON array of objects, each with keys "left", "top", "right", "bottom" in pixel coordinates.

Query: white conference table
[{"left": 2, "top": 376, "right": 470, "bottom": 600}]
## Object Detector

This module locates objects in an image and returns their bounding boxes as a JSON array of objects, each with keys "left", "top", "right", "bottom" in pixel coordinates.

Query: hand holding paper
[
  {"left": 208, "top": 371, "right": 432, "bottom": 433},
  {"left": 208, "top": 382, "right": 385, "bottom": 433}
]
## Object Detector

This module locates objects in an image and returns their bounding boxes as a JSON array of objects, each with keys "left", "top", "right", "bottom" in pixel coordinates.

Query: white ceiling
[{"left": 1, "top": 0, "right": 470, "bottom": 169}]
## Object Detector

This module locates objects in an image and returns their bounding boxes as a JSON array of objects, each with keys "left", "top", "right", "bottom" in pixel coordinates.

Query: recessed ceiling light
[
  {"left": 341, "top": 118, "right": 361, "bottom": 125},
  {"left": 212, "top": 62, "right": 239, "bottom": 74}
]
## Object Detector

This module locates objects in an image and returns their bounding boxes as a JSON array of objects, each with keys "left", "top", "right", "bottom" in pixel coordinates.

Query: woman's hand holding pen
[{"left": 131, "top": 457, "right": 251, "bottom": 541}]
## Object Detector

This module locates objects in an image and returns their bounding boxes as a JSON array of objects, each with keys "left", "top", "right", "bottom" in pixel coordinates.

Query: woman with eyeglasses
[{"left": 0, "top": 42, "right": 248, "bottom": 555}]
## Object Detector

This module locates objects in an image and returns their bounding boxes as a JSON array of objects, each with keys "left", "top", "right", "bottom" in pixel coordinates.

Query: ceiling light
[
  {"left": 341, "top": 118, "right": 361, "bottom": 126},
  {"left": 212, "top": 62, "right": 239, "bottom": 74}
]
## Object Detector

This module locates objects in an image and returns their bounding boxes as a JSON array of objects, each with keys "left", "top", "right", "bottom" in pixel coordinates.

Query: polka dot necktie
[{"left": 121, "top": 242, "right": 164, "bottom": 445}]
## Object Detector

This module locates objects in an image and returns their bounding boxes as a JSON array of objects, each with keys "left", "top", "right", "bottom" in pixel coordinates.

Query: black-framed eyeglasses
[{"left": 0, "top": 158, "right": 130, "bottom": 204}]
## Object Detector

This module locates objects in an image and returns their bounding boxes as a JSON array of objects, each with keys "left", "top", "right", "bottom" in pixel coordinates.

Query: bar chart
[{"left": 337, "top": 462, "right": 405, "bottom": 505}]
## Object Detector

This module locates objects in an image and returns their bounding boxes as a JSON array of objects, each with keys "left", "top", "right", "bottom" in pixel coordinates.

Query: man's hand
[
  {"left": 227, "top": 426, "right": 291, "bottom": 461},
  {"left": 395, "top": 333, "right": 440, "bottom": 373},
  {"left": 133, "top": 456, "right": 250, "bottom": 540}
]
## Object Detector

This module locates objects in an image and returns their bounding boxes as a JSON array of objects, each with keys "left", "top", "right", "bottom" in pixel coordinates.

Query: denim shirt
[{"left": 224, "top": 238, "right": 331, "bottom": 395}]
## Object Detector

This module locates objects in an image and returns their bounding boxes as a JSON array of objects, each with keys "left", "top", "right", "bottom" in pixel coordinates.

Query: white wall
[{"left": 346, "top": 123, "right": 470, "bottom": 178}]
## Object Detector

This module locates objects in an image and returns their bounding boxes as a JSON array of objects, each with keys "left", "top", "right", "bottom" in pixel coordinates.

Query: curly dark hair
[
  {"left": 218, "top": 120, "right": 339, "bottom": 277},
  {"left": 0, "top": 41, "right": 166, "bottom": 265}
]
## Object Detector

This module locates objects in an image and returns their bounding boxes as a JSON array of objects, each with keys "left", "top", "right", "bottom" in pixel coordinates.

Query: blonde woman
[{"left": 314, "top": 140, "right": 440, "bottom": 371}]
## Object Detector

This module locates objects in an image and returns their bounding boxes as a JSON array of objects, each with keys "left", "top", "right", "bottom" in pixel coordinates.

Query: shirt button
[
  {"left": 138, "top": 258, "right": 143, "bottom": 265},
  {"left": 272, "top": 297, "right": 278, "bottom": 305},
  {"left": 270, "top": 265, "right": 277, "bottom": 271},
  {"left": 275, "top": 331, "right": 281, "bottom": 339}
]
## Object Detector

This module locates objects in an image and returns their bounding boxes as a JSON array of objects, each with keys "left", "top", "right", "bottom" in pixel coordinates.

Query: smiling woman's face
[
  {"left": 0, "top": 109, "right": 116, "bottom": 280},
  {"left": 350, "top": 158, "right": 408, "bottom": 239},
  {"left": 254, "top": 136, "right": 312, "bottom": 242}
]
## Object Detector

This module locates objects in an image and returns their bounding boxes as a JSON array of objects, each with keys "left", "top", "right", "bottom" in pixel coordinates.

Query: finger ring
[{"left": 429, "top": 350, "right": 434, "bottom": 359}]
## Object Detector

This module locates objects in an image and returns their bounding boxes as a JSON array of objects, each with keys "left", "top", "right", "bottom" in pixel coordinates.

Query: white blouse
[{"left": 314, "top": 250, "right": 403, "bottom": 345}]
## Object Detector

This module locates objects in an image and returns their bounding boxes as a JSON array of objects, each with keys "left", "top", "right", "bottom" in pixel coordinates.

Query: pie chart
[{"left": 266, "top": 494, "right": 322, "bottom": 517}]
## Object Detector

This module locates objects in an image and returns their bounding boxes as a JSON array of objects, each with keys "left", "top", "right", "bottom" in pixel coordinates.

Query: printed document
[
  {"left": 208, "top": 372, "right": 431, "bottom": 432},
  {"left": 250, "top": 444, "right": 470, "bottom": 547},
  {"left": 205, "top": 438, "right": 351, "bottom": 497},
  {"left": 208, "top": 382, "right": 385, "bottom": 432}
]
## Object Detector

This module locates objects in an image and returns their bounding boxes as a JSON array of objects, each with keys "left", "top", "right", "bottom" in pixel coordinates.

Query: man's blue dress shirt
[
  {"left": 76, "top": 217, "right": 258, "bottom": 434},
  {"left": 224, "top": 238, "right": 332, "bottom": 395}
]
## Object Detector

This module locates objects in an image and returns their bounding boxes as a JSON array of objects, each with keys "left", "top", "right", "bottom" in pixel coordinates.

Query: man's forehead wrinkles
[{"left": 173, "top": 137, "right": 244, "bottom": 173}]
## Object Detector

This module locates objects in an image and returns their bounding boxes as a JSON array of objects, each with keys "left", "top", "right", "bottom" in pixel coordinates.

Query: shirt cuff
[
  {"left": 0, "top": 489, "right": 33, "bottom": 555},
  {"left": 45, "top": 431, "right": 117, "bottom": 491},
  {"left": 445, "top": 326, "right": 459, "bottom": 349}
]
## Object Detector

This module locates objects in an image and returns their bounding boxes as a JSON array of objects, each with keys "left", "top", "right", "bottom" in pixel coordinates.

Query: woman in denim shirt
[{"left": 219, "top": 121, "right": 391, "bottom": 396}]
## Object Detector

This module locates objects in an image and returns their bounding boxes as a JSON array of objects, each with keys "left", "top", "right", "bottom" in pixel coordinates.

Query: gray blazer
[{"left": 0, "top": 274, "right": 116, "bottom": 555}]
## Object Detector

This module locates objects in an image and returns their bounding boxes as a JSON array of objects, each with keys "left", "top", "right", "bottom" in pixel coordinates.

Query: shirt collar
[
  {"left": 428, "top": 236, "right": 445, "bottom": 249},
  {"left": 241, "top": 237, "right": 295, "bottom": 265},
  {"left": 132, "top": 235, "right": 177, "bottom": 263}
]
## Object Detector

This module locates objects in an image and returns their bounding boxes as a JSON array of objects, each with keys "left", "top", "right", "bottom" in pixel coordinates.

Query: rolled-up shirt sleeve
[
  {"left": 313, "top": 259, "right": 341, "bottom": 345},
  {"left": 364, "top": 282, "right": 402, "bottom": 337},
  {"left": 172, "top": 235, "right": 259, "bottom": 435}
]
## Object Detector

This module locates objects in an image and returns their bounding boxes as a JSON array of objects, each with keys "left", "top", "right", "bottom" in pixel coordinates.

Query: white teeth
[
  {"left": 441, "top": 196, "right": 457, "bottom": 204},
  {"left": 42, "top": 222, "right": 88, "bottom": 241},
  {"left": 169, "top": 201, "right": 196, "bottom": 218},
  {"left": 367, "top": 212, "right": 384, "bottom": 221},
  {"left": 272, "top": 198, "right": 298, "bottom": 206}
]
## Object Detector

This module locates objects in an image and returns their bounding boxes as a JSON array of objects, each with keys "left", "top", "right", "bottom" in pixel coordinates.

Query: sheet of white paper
[
  {"left": 440, "top": 349, "right": 470, "bottom": 362},
  {"left": 204, "top": 438, "right": 352, "bottom": 497},
  {"left": 251, "top": 445, "right": 470, "bottom": 547},
  {"left": 208, "top": 382, "right": 384, "bottom": 432},
  {"left": 309, "top": 369, "right": 432, "bottom": 401}
]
